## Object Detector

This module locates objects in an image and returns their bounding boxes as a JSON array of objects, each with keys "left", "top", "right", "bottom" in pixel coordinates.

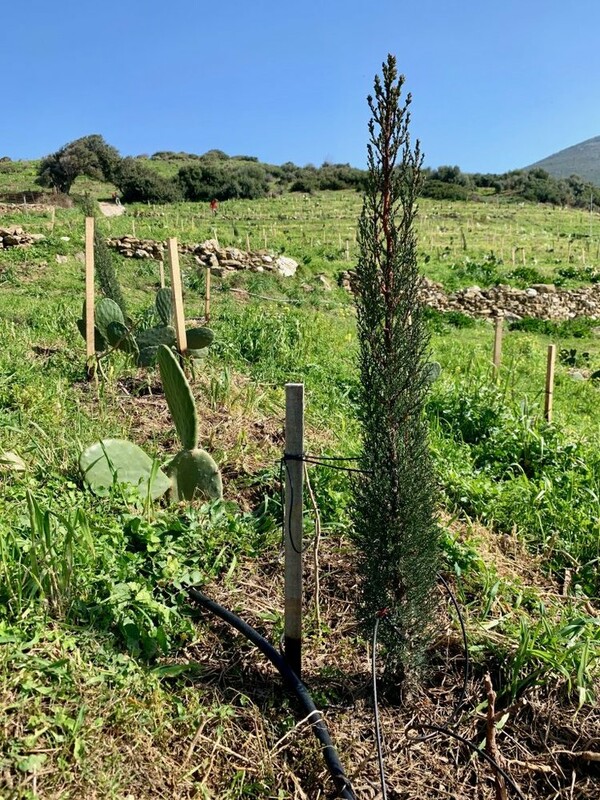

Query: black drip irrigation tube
[{"left": 187, "top": 586, "right": 356, "bottom": 800}]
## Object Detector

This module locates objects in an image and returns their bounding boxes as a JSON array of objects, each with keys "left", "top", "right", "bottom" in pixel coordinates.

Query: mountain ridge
[{"left": 526, "top": 135, "right": 600, "bottom": 185}]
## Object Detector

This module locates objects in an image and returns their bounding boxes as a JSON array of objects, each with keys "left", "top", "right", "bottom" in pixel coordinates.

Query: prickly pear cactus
[
  {"left": 157, "top": 344, "right": 223, "bottom": 501},
  {"left": 185, "top": 327, "right": 214, "bottom": 350},
  {"left": 157, "top": 345, "right": 198, "bottom": 450},
  {"left": 168, "top": 449, "right": 223, "bottom": 502},
  {"left": 106, "top": 321, "right": 139, "bottom": 355},
  {"left": 155, "top": 288, "right": 174, "bottom": 326},
  {"left": 79, "top": 439, "right": 170, "bottom": 500},
  {"left": 95, "top": 298, "right": 125, "bottom": 343},
  {"left": 137, "top": 346, "right": 160, "bottom": 367},
  {"left": 76, "top": 317, "right": 106, "bottom": 351},
  {"left": 136, "top": 325, "right": 177, "bottom": 351}
]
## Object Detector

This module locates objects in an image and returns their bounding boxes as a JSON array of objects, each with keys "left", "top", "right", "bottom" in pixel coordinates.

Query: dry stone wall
[
  {"left": 107, "top": 237, "right": 298, "bottom": 277},
  {"left": 0, "top": 226, "right": 44, "bottom": 248},
  {"left": 339, "top": 271, "right": 600, "bottom": 321}
]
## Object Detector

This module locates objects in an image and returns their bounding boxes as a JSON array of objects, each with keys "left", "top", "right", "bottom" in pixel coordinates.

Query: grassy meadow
[{"left": 1, "top": 172, "right": 599, "bottom": 798}]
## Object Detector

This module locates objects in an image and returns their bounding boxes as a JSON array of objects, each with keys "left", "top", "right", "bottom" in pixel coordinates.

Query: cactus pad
[
  {"left": 79, "top": 438, "right": 170, "bottom": 500},
  {"left": 186, "top": 347, "right": 209, "bottom": 360},
  {"left": 185, "top": 327, "right": 214, "bottom": 350},
  {"left": 155, "top": 287, "right": 174, "bottom": 326},
  {"left": 77, "top": 318, "right": 106, "bottom": 351},
  {"left": 136, "top": 325, "right": 177, "bottom": 351},
  {"left": 157, "top": 344, "right": 198, "bottom": 450},
  {"left": 169, "top": 449, "right": 222, "bottom": 501},
  {"left": 137, "top": 346, "right": 160, "bottom": 367},
  {"left": 94, "top": 298, "right": 125, "bottom": 342},
  {"left": 106, "top": 321, "right": 138, "bottom": 355}
]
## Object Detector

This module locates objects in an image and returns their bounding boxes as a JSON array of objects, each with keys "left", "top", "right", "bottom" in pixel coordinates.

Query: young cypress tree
[
  {"left": 80, "top": 195, "right": 128, "bottom": 318},
  {"left": 352, "top": 55, "right": 439, "bottom": 680}
]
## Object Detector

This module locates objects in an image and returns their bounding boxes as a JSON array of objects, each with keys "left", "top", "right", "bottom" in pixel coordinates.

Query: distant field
[{"left": 1, "top": 169, "right": 599, "bottom": 799}]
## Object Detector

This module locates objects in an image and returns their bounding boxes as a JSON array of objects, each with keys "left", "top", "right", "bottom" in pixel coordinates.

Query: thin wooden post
[
  {"left": 544, "top": 344, "right": 556, "bottom": 423},
  {"left": 492, "top": 316, "right": 503, "bottom": 380},
  {"left": 284, "top": 383, "right": 304, "bottom": 678},
  {"left": 205, "top": 266, "right": 211, "bottom": 323},
  {"left": 158, "top": 260, "right": 165, "bottom": 289},
  {"left": 85, "top": 217, "right": 96, "bottom": 378},
  {"left": 167, "top": 238, "right": 187, "bottom": 355}
]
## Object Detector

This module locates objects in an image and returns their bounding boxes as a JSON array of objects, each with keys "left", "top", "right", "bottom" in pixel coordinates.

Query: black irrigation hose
[{"left": 187, "top": 586, "right": 356, "bottom": 800}]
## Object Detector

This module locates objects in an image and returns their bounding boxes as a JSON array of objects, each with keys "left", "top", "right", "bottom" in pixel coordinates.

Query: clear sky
[{"left": 5, "top": 0, "right": 600, "bottom": 173}]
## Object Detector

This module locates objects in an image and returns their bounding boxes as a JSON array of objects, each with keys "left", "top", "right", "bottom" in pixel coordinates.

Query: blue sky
[{"left": 5, "top": 0, "right": 600, "bottom": 173}]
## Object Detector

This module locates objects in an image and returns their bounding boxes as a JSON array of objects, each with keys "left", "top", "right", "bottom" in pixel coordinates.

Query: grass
[{"left": 0, "top": 171, "right": 599, "bottom": 797}]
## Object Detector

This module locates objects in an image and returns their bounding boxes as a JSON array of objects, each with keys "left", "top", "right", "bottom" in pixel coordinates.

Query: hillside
[{"left": 526, "top": 135, "right": 600, "bottom": 184}]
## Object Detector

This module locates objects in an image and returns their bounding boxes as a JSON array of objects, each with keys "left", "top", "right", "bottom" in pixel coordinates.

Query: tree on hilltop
[{"left": 37, "top": 135, "right": 121, "bottom": 194}]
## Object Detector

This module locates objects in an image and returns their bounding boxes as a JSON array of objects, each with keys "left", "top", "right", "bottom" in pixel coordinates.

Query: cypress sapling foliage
[
  {"left": 352, "top": 55, "right": 439, "bottom": 680},
  {"left": 80, "top": 195, "right": 127, "bottom": 318}
]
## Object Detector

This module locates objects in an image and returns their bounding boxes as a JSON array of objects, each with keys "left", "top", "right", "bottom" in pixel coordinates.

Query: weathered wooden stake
[
  {"left": 85, "top": 217, "right": 96, "bottom": 379},
  {"left": 167, "top": 238, "right": 188, "bottom": 355},
  {"left": 159, "top": 260, "right": 165, "bottom": 289},
  {"left": 284, "top": 382, "right": 304, "bottom": 678},
  {"left": 492, "top": 316, "right": 503, "bottom": 380},
  {"left": 205, "top": 266, "right": 211, "bottom": 323},
  {"left": 544, "top": 344, "right": 557, "bottom": 423}
]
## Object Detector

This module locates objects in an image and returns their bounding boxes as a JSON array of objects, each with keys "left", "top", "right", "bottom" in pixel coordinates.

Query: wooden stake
[
  {"left": 544, "top": 344, "right": 556, "bottom": 423},
  {"left": 284, "top": 382, "right": 304, "bottom": 678},
  {"left": 159, "top": 260, "right": 165, "bottom": 289},
  {"left": 167, "top": 238, "right": 187, "bottom": 355},
  {"left": 85, "top": 217, "right": 96, "bottom": 378},
  {"left": 205, "top": 266, "right": 211, "bottom": 323},
  {"left": 492, "top": 317, "right": 503, "bottom": 380}
]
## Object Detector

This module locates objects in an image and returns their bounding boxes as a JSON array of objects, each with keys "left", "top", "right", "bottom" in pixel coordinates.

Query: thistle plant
[{"left": 352, "top": 55, "right": 439, "bottom": 681}]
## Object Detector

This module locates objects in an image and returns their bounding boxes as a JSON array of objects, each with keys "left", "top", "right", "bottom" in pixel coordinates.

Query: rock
[
  {"left": 530, "top": 283, "right": 556, "bottom": 294},
  {"left": 569, "top": 371, "right": 586, "bottom": 382},
  {"left": 275, "top": 256, "right": 298, "bottom": 277},
  {"left": 525, "top": 288, "right": 538, "bottom": 297},
  {"left": 75, "top": 252, "right": 85, "bottom": 263},
  {"left": 56, "top": 255, "right": 68, "bottom": 264},
  {"left": 60, "top": 236, "right": 70, "bottom": 242},
  {"left": 317, "top": 274, "right": 332, "bottom": 290}
]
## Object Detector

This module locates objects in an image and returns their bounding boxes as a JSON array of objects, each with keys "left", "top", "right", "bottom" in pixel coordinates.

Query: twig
[{"left": 485, "top": 672, "right": 508, "bottom": 800}]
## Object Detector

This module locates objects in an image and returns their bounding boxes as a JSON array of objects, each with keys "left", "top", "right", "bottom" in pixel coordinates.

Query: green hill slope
[{"left": 526, "top": 135, "right": 600, "bottom": 184}]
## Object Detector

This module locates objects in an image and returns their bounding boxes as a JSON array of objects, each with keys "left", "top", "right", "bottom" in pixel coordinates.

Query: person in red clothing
[{"left": 210, "top": 198, "right": 219, "bottom": 215}]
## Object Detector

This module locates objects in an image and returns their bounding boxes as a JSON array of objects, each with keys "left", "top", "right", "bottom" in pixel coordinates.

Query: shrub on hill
[
  {"left": 177, "top": 161, "right": 270, "bottom": 201},
  {"left": 421, "top": 179, "right": 470, "bottom": 200},
  {"left": 116, "top": 158, "right": 182, "bottom": 203}
]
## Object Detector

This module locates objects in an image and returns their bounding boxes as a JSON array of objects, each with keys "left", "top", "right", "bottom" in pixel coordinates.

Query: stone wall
[
  {"left": 0, "top": 226, "right": 44, "bottom": 248},
  {"left": 339, "top": 271, "right": 600, "bottom": 321},
  {"left": 107, "top": 237, "right": 298, "bottom": 277}
]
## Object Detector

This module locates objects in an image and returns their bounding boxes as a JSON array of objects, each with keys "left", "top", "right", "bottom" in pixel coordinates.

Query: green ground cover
[{"left": 0, "top": 182, "right": 599, "bottom": 797}]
